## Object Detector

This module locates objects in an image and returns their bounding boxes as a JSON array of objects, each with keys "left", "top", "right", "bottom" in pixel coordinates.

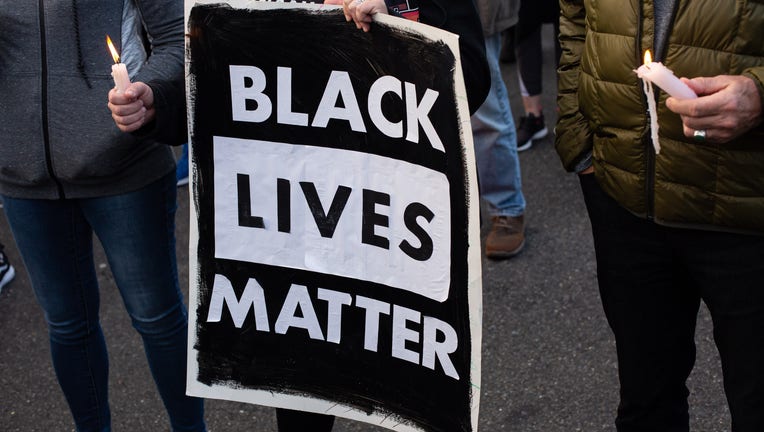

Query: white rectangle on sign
[{"left": 213, "top": 136, "right": 451, "bottom": 302}]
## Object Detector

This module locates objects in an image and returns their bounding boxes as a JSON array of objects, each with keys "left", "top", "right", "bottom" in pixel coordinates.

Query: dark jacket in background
[
  {"left": 416, "top": 0, "right": 490, "bottom": 113},
  {"left": 384, "top": 0, "right": 490, "bottom": 113}
]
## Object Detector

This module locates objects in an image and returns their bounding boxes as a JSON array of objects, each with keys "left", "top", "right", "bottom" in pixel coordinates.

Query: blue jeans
[
  {"left": 471, "top": 32, "right": 526, "bottom": 217},
  {"left": 2, "top": 173, "right": 205, "bottom": 432}
]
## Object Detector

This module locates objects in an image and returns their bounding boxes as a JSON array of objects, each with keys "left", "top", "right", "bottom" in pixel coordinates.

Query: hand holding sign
[{"left": 339, "top": 0, "right": 388, "bottom": 32}]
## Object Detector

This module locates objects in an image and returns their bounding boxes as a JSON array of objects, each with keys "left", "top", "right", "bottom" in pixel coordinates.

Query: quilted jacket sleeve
[{"left": 555, "top": 0, "right": 593, "bottom": 172}]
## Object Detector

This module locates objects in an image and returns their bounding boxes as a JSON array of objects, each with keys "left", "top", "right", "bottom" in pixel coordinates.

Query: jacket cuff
[
  {"left": 743, "top": 68, "right": 764, "bottom": 129},
  {"left": 132, "top": 79, "right": 187, "bottom": 146},
  {"left": 572, "top": 151, "right": 593, "bottom": 174}
]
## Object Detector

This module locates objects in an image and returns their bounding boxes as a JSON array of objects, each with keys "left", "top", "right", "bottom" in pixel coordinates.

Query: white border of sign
[{"left": 184, "top": 2, "right": 483, "bottom": 430}]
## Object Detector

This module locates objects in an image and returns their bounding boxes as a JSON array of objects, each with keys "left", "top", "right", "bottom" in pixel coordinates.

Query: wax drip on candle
[{"left": 643, "top": 78, "right": 661, "bottom": 154}]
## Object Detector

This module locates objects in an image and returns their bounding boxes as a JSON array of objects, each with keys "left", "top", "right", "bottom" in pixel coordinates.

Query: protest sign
[{"left": 185, "top": 2, "right": 482, "bottom": 430}]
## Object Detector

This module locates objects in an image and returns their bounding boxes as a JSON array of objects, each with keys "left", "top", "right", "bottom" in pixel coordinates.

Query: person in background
[
  {"left": 557, "top": 0, "right": 764, "bottom": 430},
  {"left": 338, "top": 0, "right": 490, "bottom": 112},
  {"left": 272, "top": 0, "right": 490, "bottom": 430},
  {"left": 472, "top": 0, "right": 526, "bottom": 259},
  {"left": 500, "top": 26, "right": 515, "bottom": 64},
  {"left": 0, "top": 1, "right": 205, "bottom": 431},
  {"left": 513, "top": 0, "right": 561, "bottom": 151}
]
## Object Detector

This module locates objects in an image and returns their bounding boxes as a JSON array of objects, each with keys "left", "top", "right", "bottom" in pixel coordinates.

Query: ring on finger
[{"left": 693, "top": 129, "right": 707, "bottom": 142}]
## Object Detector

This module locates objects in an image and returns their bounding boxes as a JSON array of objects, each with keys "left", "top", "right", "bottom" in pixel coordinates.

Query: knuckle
[{"left": 720, "top": 118, "right": 737, "bottom": 130}]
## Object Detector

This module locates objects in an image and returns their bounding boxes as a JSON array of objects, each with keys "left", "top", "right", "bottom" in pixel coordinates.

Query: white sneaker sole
[
  {"left": 0, "top": 265, "right": 15, "bottom": 293},
  {"left": 517, "top": 127, "right": 548, "bottom": 152}
]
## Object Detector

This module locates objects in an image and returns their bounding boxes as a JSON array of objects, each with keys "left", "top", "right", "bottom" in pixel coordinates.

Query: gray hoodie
[{"left": 0, "top": 0, "right": 185, "bottom": 199}]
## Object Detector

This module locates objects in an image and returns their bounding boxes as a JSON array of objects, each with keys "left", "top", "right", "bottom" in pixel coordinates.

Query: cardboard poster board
[{"left": 185, "top": 2, "right": 483, "bottom": 430}]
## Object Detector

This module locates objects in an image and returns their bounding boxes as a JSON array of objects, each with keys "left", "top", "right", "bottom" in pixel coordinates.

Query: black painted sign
[{"left": 185, "top": 2, "right": 482, "bottom": 431}]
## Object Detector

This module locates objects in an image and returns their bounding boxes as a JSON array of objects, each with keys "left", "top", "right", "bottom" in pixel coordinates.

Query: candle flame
[
  {"left": 106, "top": 35, "right": 120, "bottom": 64},
  {"left": 644, "top": 50, "right": 652, "bottom": 66}
]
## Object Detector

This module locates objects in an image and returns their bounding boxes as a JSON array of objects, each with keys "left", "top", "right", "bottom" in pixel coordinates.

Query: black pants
[
  {"left": 580, "top": 174, "right": 764, "bottom": 432},
  {"left": 276, "top": 408, "right": 335, "bottom": 432}
]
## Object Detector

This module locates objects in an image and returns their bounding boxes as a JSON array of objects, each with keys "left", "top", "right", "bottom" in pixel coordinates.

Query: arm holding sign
[{"left": 330, "top": 0, "right": 490, "bottom": 114}]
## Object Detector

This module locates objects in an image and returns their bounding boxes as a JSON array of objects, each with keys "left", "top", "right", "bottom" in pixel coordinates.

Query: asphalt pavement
[{"left": 0, "top": 24, "right": 730, "bottom": 432}]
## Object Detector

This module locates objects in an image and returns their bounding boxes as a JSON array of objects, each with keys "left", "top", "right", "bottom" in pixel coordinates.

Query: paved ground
[{"left": 0, "top": 25, "right": 730, "bottom": 432}]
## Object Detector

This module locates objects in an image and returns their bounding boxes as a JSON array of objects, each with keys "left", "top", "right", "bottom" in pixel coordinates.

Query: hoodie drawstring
[{"left": 71, "top": 0, "right": 93, "bottom": 89}]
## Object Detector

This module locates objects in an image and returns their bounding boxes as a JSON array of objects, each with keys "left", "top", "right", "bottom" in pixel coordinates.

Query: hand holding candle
[
  {"left": 666, "top": 74, "right": 764, "bottom": 144},
  {"left": 106, "top": 35, "right": 131, "bottom": 93},
  {"left": 106, "top": 34, "right": 155, "bottom": 132},
  {"left": 108, "top": 82, "right": 156, "bottom": 132}
]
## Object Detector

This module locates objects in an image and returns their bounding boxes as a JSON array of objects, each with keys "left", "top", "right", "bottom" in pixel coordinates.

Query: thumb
[{"left": 123, "top": 82, "right": 147, "bottom": 101}]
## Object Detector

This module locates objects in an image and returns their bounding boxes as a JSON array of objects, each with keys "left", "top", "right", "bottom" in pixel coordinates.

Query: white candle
[
  {"left": 635, "top": 51, "right": 697, "bottom": 100},
  {"left": 111, "top": 63, "right": 131, "bottom": 93},
  {"left": 106, "top": 35, "right": 131, "bottom": 93},
  {"left": 634, "top": 51, "right": 696, "bottom": 154}
]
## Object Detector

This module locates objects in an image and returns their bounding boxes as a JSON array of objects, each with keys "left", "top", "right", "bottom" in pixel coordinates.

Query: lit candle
[
  {"left": 106, "top": 35, "right": 131, "bottom": 93},
  {"left": 635, "top": 50, "right": 697, "bottom": 100},
  {"left": 634, "top": 51, "right": 697, "bottom": 154}
]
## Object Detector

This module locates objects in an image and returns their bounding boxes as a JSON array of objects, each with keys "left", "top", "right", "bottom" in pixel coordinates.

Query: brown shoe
[{"left": 485, "top": 215, "right": 525, "bottom": 259}]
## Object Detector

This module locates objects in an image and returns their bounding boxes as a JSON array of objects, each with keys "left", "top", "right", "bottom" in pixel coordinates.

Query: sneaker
[
  {"left": 176, "top": 144, "right": 189, "bottom": 187},
  {"left": 0, "top": 249, "right": 15, "bottom": 294},
  {"left": 485, "top": 215, "right": 525, "bottom": 259},
  {"left": 516, "top": 113, "right": 548, "bottom": 152}
]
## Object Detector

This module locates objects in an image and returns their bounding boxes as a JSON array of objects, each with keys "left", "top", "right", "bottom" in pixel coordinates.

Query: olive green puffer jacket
[{"left": 556, "top": 0, "right": 764, "bottom": 234}]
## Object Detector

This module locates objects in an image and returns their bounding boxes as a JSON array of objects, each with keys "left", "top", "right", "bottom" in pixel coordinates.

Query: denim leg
[
  {"left": 470, "top": 32, "right": 525, "bottom": 217},
  {"left": 2, "top": 197, "right": 111, "bottom": 432},
  {"left": 81, "top": 172, "right": 205, "bottom": 432}
]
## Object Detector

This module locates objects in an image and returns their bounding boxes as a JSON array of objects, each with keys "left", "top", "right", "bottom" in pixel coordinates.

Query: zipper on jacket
[
  {"left": 645, "top": 138, "right": 655, "bottom": 221},
  {"left": 637, "top": 1, "right": 655, "bottom": 220},
  {"left": 39, "top": 0, "right": 66, "bottom": 199}
]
